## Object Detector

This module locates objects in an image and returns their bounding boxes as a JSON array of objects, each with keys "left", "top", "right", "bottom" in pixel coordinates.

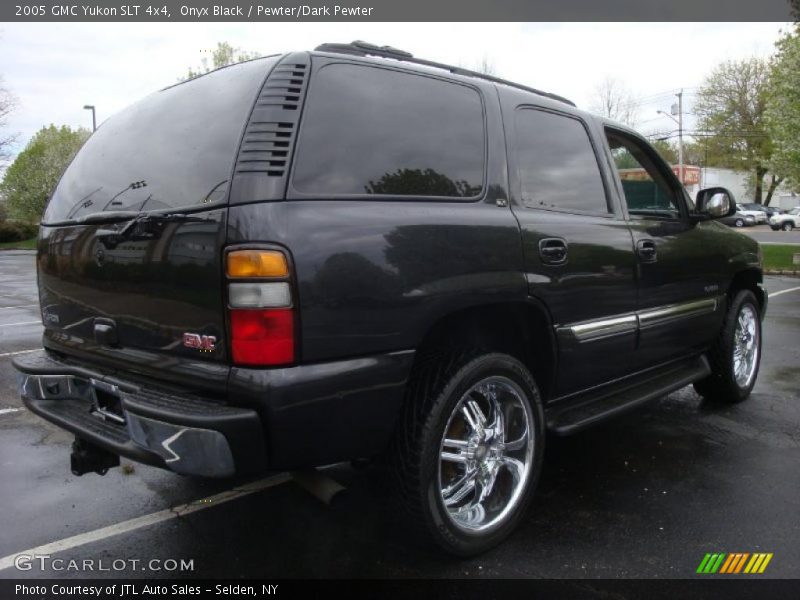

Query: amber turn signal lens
[{"left": 227, "top": 250, "right": 289, "bottom": 278}]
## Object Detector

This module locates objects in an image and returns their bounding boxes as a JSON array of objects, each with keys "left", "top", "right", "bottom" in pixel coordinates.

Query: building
[{"left": 625, "top": 164, "right": 799, "bottom": 209}]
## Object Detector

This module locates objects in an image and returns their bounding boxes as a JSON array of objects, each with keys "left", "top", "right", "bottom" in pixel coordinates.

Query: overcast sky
[{"left": 0, "top": 22, "right": 791, "bottom": 161}]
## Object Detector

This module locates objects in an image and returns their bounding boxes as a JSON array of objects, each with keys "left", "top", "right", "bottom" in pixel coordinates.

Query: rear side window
[
  {"left": 514, "top": 109, "right": 609, "bottom": 214},
  {"left": 292, "top": 64, "right": 485, "bottom": 198},
  {"left": 43, "top": 57, "right": 278, "bottom": 223}
]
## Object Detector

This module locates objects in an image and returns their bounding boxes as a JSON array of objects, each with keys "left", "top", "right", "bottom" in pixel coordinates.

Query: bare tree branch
[
  {"left": 0, "top": 76, "right": 19, "bottom": 162},
  {"left": 588, "top": 76, "right": 641, "bottom": 127}
]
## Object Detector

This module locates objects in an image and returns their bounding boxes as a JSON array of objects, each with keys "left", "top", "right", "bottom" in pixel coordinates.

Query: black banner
[
  {"left": 3, "top": 0, "right": 799, "bottom": 22},
  {"left": 2, "top": 579, "right": 800, "bottom": 600}
]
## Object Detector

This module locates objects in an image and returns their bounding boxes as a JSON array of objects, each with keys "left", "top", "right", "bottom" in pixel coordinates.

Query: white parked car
[
  {"left": 737, "top": 205, "right": 768, "bottom": 224},
  {"left": 769, "top": 207, "right": 800, "bottom": 231}
]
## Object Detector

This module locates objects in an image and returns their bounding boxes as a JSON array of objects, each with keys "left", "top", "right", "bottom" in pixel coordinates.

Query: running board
[{"left": 546, "top": 355, "right": 711, "bottom": 435}]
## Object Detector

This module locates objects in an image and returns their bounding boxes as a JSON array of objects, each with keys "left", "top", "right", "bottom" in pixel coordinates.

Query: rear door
[
  {"left": 37, "top": 57, "right": 279, "bottom": 390},
  {"left": 501, "top": 97, "right": 639, "bottom": 397}
]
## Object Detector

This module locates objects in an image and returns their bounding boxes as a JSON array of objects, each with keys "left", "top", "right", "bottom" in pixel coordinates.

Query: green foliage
[
  {"left": 0, "top": 220, "right": 37, "bottom": 242},
  {"left": 765, "top": 24, "right": 800, "bottom": 188},
  {"left": 0, "top": 124, "right": 90, "bottom": 222},
  {"left": 682, "top": 140, "right": 708, "bottom": 166},
  {"left": 694, "top": 58, "right": 774, "bottom": 201},
  {"left": 650, "top": 139, "right": 679, "bottom": 164},
  {"left": 183, "top": 42, "right": 260, "bottom": 81}
]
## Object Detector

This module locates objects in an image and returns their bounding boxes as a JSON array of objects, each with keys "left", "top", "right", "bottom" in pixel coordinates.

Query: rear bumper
[
  {"left": 14, "top": 350, "right": 266, "bottom": 477},
  {"left": 13, "top": 347, "right": 416, "bottom": 476}
]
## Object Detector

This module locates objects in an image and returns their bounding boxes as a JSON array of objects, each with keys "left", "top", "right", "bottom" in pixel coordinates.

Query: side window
[
  {"left": 514, "top": 109, "right": 609, "bottom": 214},
  {"left": 292, "top": 64, "right": 485, "bottom": 198},
  {"left": 606, "top": 130, "right": 684, "bottom": 219}
]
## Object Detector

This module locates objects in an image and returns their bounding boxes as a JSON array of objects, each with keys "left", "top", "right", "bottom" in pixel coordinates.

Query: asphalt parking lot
[
  {"left": 0, "top": 250, "right": 798, "bottom": 579},
  {"left": 740, "top": 224, "right": 800, "bottom": 244}
]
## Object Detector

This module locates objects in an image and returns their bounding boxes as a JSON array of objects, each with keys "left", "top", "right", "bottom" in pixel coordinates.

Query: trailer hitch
[{"left": 70, "top": 437, "right": 120, "bottom": 476}]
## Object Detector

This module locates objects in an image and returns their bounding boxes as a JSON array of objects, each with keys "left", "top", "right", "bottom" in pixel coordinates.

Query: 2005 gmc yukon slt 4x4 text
[{"left": 14, "top": 42, "right": 767, "bottom": 555}]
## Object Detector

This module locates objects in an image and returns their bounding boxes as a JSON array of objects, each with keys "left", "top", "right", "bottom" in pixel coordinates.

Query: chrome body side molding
[
  {"left": 564, "top": 315, "right": 638, "bottom": 343},
  {"left": 637, "top": 297, "right": 718, "bottom": 329},
  {"left": 557, "top": 296, "right": 722, "bottom": 344}
]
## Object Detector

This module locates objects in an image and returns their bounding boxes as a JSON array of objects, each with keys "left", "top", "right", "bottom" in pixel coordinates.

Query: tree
[
  {"left": 693, "top": 58, "right": 777, "bottom": 204},
  {"left": 182, "top": 42, "right": 260, "bottom": 81},
  {"left": 0, "top": 76, "right": 17, "bottom": 163},
  {"left": 589, "top": 76, "right": 640, "bottom": 127},
  {"left": 765, "top": 24, "right": 800, "bottom": 193},
  {"left": 0, "top": 125, "right": 90, "bottom": 222},
  {"left": 650, "top": 139, "right": 679, "bottom": 164},
  {"left": 473, "top": 54, "right": 497, "bottom": 76}
]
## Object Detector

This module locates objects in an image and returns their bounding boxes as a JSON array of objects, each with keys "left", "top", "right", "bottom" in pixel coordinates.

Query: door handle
[
  {"left": 539, "top": 238, "right": 568, "bottom": 265},
  {"left": 637, "top": 239, "right": 657, "bottom": 262}
]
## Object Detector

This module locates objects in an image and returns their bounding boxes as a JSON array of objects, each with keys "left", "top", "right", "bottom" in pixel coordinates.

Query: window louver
[{"left": 234, "top": 57, "right": 309, "bottom": 180}]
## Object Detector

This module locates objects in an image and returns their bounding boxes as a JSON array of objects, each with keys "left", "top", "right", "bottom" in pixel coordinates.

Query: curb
[
  {"left": 0, "top": 249, "right": 36, "bottom": 255},
  {"left": 765, "top": 269, "right": 800, "bottom": 277}
]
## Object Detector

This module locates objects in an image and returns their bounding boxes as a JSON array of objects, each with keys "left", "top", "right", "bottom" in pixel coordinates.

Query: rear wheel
[
  {"left": 694, "top": 290, "right": 761, "bottom": 403},
  {"left": 782, "top": 222, "right": 794, "bottom": 231},
  {"left": 391, "top": 352, "right": 544, "bottom": 556}
]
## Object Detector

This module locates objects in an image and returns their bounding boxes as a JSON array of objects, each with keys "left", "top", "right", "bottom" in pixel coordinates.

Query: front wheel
[
  {"left": 694, "top": 290, "right": 762, "bottom": 403},
  {"left": 734, "top": 219, "right": 745, "bottom": 227},
  {"left": 782, "top": 222, "right": 794, "bottom": 231},
  {"left": 391, "top": 353, "right": 544, "bottom": 556}
]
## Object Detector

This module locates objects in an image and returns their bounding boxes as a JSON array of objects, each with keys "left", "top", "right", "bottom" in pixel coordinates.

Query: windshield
[{"left": 43, "top": 57, "right": 278, "bottom": 224}]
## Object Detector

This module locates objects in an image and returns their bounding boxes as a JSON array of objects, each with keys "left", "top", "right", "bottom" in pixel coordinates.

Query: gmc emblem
[{"left": 183, "top": 333, "right": 217, "bottom": 352}]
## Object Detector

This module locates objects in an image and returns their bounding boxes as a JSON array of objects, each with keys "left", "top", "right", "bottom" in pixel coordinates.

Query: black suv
[{"left": 14, "top": 42, "right": 767, "bottom": 555}]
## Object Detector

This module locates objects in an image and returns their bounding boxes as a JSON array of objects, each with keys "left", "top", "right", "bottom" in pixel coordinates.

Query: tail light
[{"left": 226, "top": 249, "right": 295, "bottom": 366}]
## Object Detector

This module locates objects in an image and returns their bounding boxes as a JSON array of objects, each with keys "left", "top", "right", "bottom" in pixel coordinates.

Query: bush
[{"left": 0, "top": 220, "right": 38, "bottom": 243}]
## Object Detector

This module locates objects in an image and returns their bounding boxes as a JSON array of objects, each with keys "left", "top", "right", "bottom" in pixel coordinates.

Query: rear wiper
[
  {"left": 46, "top": 210, "right": 209, "bottom": 227},
  {"left": 91, "top": 212, "right": 211, "bottom": 247},
  {"left": 41, "top": 210, "right": 140, "bottom": 227}
]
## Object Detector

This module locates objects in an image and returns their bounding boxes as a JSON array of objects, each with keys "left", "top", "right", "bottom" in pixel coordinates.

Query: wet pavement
[{"left": 0, "top": 251, "right": 798, "bottom": 579}]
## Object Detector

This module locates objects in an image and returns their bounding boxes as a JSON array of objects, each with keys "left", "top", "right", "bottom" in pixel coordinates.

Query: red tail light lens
[{"left": 230, "top": 309, "right": 294, "bottom": 366}]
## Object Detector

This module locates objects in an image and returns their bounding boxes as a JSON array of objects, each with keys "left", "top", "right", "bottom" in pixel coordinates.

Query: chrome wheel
[
  {"left": 438, "top": 376, "right": 534, "bottom": 533},
  {"left": 733, "top": 304, "right": 759, "bottom": 388}
]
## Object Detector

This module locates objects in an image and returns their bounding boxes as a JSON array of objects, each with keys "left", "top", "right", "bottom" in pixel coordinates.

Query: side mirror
[{"left": 696, "top": 187, "right": 736, "bottom": 219}]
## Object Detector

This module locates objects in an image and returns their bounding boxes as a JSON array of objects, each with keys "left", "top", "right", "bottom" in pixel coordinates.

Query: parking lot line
[
  {"left": 0, "top": 349, "right": 39, "bottom": 358},
  {"left": 0, "top": 408, "right": 21, "bottom": 416},
  {"left": 0, "top": 472, "right": 292, "bottom": 572},
  {"left": 770, "top": 286, "right": 800, "bottom": 298},
  {"left": 0, "top": 321, "right": 41, "bottom": 328}
]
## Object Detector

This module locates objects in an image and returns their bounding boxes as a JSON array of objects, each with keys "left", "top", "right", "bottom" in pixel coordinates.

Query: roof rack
[{"left": 314, "top": 41, "right": 576, "bottom": 107}]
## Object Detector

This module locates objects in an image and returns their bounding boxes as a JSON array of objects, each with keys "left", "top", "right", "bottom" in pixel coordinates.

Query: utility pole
[{"left": 673, "top": 90, "right": 684, "bottom": 187}]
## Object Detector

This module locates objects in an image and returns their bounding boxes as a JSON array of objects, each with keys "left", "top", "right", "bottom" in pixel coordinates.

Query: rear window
[
  {"left": 43, "top": 57, "right": 277, "bottom": 224},
  {"left": 291, "top": 63, "right": 485, "bottom": 198}
]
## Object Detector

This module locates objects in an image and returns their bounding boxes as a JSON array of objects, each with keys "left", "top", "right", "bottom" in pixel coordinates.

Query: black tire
[
  {"left": 782, "top": 222, "right": 794, "bottom": 231},
  {"left": 694, "top": 290, "right": 762, "bottom": 404},
  {"left": 734, "top": 219, "right": 744, "bottom": 227},
  {"left": 391, "top": 352, "right": 545, "bottom": 556}
]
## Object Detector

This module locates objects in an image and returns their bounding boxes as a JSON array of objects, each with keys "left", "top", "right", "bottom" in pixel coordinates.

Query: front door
[{"left": 602, "top": 128, "right": 726, "bottom": 368}]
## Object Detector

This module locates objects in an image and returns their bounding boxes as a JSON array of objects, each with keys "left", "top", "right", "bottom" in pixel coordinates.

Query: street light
[{"left": 83, "top": 105, "right": 96, "bottom": 132}]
